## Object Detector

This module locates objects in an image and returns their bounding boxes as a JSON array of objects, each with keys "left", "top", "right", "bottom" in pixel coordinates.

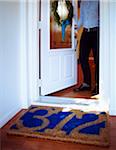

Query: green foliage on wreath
[{"left": 51, "top": 0, "right": 73, "bottom": 26}]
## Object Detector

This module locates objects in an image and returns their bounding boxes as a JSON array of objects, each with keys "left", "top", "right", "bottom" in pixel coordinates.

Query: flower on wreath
[{"left": 51, "top": 0, "right": 73, "bottom": 41}]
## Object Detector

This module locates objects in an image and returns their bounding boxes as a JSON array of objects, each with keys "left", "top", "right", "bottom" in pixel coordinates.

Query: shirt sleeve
[{"left": 76, "top": 1, "right": 83, "bottom": 30}]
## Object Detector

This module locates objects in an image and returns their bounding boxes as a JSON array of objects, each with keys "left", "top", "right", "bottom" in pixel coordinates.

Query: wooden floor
[
  {"left": 1, "top": 110, "right": 116, "bottom": 150},
  {"left": 48, "top": 61, "right": 96, "bottom": 99}
]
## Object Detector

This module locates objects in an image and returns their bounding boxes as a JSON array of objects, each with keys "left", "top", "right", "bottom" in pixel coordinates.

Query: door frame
[{"left": 25, "top": 0, "right": 111, "bottom": 113}]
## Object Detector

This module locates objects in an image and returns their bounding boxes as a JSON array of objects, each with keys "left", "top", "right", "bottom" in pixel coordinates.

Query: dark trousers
[{"left": 79, "top": 27, "right": 99, "bottom": 89}]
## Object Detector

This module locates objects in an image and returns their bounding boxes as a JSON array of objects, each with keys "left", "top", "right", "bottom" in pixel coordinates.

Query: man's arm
[{"left": 76, "top": 1, "right": 83, "bottom": 30}]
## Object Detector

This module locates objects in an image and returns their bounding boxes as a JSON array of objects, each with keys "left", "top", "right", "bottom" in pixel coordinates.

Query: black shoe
[
  {"left": 73, "top": 84, "right": 91, "bottom": 92},
  {"left": 91, "top": 87, "right": 99, "bottom": 96}
]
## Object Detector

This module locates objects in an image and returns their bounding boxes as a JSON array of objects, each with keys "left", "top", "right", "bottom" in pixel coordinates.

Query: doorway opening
[{"left": 46, "top": 0, "right": 99, "bottom": 100}]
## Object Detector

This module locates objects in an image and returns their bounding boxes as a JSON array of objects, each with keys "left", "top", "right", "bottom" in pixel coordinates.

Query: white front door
[{"left": 40, "top": 0, "right": 77, "bottom": 95}]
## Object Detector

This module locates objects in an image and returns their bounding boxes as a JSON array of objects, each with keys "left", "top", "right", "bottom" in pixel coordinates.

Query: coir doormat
[{"left": 8, "top": 105, "right": 109, "bottom": 146}]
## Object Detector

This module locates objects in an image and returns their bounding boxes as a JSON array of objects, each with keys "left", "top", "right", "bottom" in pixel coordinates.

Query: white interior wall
[
  {"left": 100, "top": 1, "right": 116, "bottom": 116},
  {"left": 99, "top": 1, "right": 110, "bottom": 111},
  {"left": 0, "top": 1, "right": 28, "bottom": 128},
  {"left": 109, "top": 1, "right": 116, "bottom": 115}
]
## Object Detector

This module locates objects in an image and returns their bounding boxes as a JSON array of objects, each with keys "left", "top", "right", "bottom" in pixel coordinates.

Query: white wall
[
  {"left": 109, "top": 1, "right": 116, "bottom": 115},
  {"left": 84, "top": 0, "right": 116, "bottom": 116},
  {"left": 99, "top": 1, "right": 110, "bottom": 112},
  {"left": 100, "top": 1, "right": 116, "bottom": 115},
  {"left": 0, "top": 1, "right": 28, "bottom": 128}
]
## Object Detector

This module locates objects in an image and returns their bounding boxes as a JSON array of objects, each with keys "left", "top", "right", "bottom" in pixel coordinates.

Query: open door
[{"left": 40, "top": 0, "right": 77, "bottom": 95}]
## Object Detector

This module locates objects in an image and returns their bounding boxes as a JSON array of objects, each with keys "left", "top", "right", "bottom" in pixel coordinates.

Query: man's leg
[
  {"left": 92, "top": 29, "right": 99, "bottom": 95},
  {"left": 73, "top": 31, "right": 91, "bottom": 92},
  {"left": 80, "top": 31, "right": 91, "bottom": 86}
]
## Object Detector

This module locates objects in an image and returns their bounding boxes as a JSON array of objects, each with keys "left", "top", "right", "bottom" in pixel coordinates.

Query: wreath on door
[{"left": 51, "top": 0, "right": 73, "bottom": 41}]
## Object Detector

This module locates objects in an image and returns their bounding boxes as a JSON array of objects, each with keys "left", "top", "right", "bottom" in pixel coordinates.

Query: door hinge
[
  {"left": 37, "top": 79, "right": 42, "bottom": 87},
  {"left": 37, "top": 21, "right": 42, "bottom": 29}
]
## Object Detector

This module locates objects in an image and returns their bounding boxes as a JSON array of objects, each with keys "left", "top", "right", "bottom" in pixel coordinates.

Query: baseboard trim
[
  {"left": 109, "top": 109, "right": 116, "bottom": 116},
  {"left": 0, "top": 105, "right": 22, "bottom": 128}
]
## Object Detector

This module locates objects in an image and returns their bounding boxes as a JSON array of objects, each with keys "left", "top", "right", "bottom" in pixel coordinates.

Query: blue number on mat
[
  {"left": 11, "top": 108, "right": 106, "bottom": 136},
  {"left": 36, "top": 111, "right": 72, "bottom": 132},
  {"left": 79, "top": 121, "right": 106, "bottom": 135},
  {"left": 20, "top": 109, "right": 48, "bottom": 128},
  {"left": 61, "top": 114, "right": 99, "bottom": 135}
]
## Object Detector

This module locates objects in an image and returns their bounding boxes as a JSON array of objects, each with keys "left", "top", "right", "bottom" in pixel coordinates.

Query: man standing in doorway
[{"left": 74, "top": 0, "right": 99, "bottom": 95}]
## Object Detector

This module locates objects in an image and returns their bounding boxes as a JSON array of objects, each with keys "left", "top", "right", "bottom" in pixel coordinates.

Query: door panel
[{"left": 41, "top": 0, "right": 77, "bottom": 95}]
